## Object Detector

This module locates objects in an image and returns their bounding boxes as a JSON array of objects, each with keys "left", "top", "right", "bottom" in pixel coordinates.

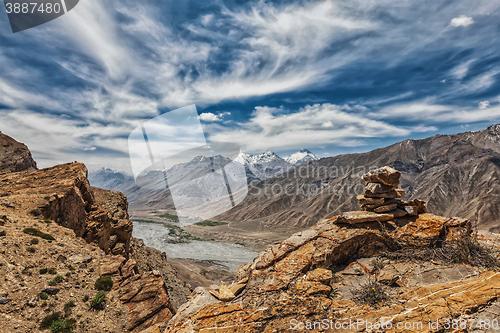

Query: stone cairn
[{"left": 339, "top": 166, "right": 427, "bottom": 224}]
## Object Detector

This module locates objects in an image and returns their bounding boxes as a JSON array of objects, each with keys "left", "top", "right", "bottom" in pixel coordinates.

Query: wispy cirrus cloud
[
  {"left": 207, "top": 103, "right": 432, "bottom": 153},
  {"left": 0, "top": 0, "right": 499, "bottom": 171}
]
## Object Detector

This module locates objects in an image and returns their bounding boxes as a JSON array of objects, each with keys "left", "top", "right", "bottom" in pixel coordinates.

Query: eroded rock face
[
  {"left": 100, "top": 256, "right": 175, "bottom": 332},
  {"left": 90, "top": 187, "right": 133, "bottom": 257},
  {"left": 0, "top": 162, "right": 133, "bottom": 257},
  {"left": 162, "top": 213, "right": 500, "bottom": 333},
  {"left": 0, "top": 132, "right": 37, "bottom": 173}
]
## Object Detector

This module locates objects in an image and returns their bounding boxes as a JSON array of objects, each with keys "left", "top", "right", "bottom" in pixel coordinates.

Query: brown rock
[
  {"left": 357, "top": 195, "right": 385, "bottom": 205},
  {"left": 121, "top": 272, "right": 174, "bottom": 331},
  {"left": 111, "top": 242, "right": 126, "bottom": 255},
  {"left": 338, "top": 211, "right": 394, "bottom": 224},
  {"left": 364, "top": 188, "right": 406, "bottom": 198},
  {"left": 390, "top": 208, "right": 408, "bottom": 217},
  {"left": 361, "top": 166, "right": 401, "bottom": 186},
  {"left": 405, "top": 205, "right": 418, "bottom": 216},
  {"left": 0, "top": 132, "right": 37, "bottom": 173},
  {"left": 101, "top": 256, "right": 126, "bottom": 276},
  {"left": 68, "top": 254, "right": 92, "bottom": 264},
  {"left": 121, "top": 259, "right": 139, "bottom": 280},
  {"left": 216, "top": 283, "right": 235, "bottom": 302},
  {"left": 228, "top": 281, "right": 247, "bottom": 297},
  {"left": 305, "top": 268, "right": 332, "bottom": 283},
  {"left": 377, "top": 270, "right": 398, "bottom": 285},
  {"left": 361, "top": 203, "right": 383, "bottom": 210},
  {"left": 374, "top": 203, "right": 398, "bottom": 213},
  {"left": 365, "top": 182, "right": 397, "bottom": 194},
  {"left": 163, "top": 212, "right": 483, "bottom": 333}
]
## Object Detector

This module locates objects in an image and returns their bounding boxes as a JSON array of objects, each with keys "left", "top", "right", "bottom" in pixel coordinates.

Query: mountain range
[
  {"left": 90, "top": 125, "right": 500, "bottom": 234},
  {"left": 212, "top": 124, "right": 500, "bottom": 233},
  {"left": 89, "top": 149, "right": 319, "bottom": 212}
]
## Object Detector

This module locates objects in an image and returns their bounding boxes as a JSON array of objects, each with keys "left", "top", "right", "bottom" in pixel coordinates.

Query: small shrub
[
  {"left": 94, "top": 276, "right": 113, "bottom": 291},
  {"left": 31, "top": 238, "right": 39, "bottom": 244},
  {"left": 65, "top": 272, "right": 71, "bottom": 277},
  {"left": 0, "top": 215, "right": 7, "bottom": 221},
  {"left": 64, "top": 301, "right": 75, "bottom": 310},
  {"left": 68, "top": 265, "right": 75, "bottom": 271},
  {"left": 40, "top": 312, "right": 61, "bottom": 329},
  {"left": 56, "top": 255, "right": 67, "bottom": 262},
  {"left": 27, "top": 246, "right": 36, "bottom": 253},
  {"left": 49, "top": 318, "right": 76, "bottom": 333},
  {"left": 89, "top": 291, "right": 106, "bottom": 310},
  {"left": 40, "top": 292, "right": 49, "bottom": 300},
  {"left": 40, "top": 268, "right": 48, "bottom": 274},
  {"left": 81, "top": 283, "right": 86, "bottom": 288},
  {"left": 82, "top": 295, "right": 89, "bottom": 302},
  {"left": 353, "top": 280, "right": 389, "bottom": 307},
  {"left": 329, "top": 288, "right": 339, "bottom": 297},
  {"left": 63, "top": 301, "right": 75, "bottom": 316},
  {"left": 89, "top": 268, "right": 94, "bottom": 272},
  {"left": 48, "top": 275, "right": 63, "bottom": 286},
  {"left": 48, "top": 267, "right": 57, "bottom": 274},
  {"left": 43, "top": 218, "right": 52, "bottom": 224},
  {"left": 57, "top": 243, "right": 64, "bottom": 247},
  {"left": 21, "top": 267, "right": 28, "bottom": 274},
  {"left": 22, "top": 228, "right": 55, "bottom": 240},
  {"left": 29, "top": 208, "right": 41, "bottom": 216},
  {"left": 370, "top": 259, "right": 385, "bottom": 272}
]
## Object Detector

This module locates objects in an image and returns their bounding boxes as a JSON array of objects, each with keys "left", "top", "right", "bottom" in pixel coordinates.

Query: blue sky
[{"left": 0, "top": 0, "right": 499, "bottom": 172}]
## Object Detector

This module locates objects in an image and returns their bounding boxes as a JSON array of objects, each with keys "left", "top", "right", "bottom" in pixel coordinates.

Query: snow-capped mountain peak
[
  {"left": 284, "top": 149, "right": 319, "bottom": 166},
  {"left": 234, "top": 151, "right": 283, "bottom": 165}
]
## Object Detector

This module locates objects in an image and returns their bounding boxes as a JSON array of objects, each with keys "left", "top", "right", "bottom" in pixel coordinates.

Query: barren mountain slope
[{"left": 213, "top": 125, "right": 500, "bottom": 233}]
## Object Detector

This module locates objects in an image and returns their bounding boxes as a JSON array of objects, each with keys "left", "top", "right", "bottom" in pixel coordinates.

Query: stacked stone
[{"left": 357, "top": 166, "right": 426, "bottom": 218}]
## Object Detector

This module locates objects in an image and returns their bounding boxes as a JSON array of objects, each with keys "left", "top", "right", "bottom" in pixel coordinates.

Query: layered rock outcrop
[
  {"left": 0, "top": 162, "right": 133, "bottom": 257},
  {"left": 162, "top": 167, "right": 500, "bottom": 333},
  {"left": 0, "top": 132, "right": 37, "bottom": 173},
  {"left": 0, "top": 134, "right": 183, "bottom": 333},
  {"left": 99, "top": 256, "right": 175, "bottom": 332}
]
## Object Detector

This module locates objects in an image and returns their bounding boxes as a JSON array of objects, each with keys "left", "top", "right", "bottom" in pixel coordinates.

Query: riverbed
[{"left": 132, "top": 221, "right": 258, "bottom": 273}]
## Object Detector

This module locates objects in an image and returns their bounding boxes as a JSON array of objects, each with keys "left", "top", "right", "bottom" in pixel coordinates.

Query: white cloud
[
  {"left": 450, "top": 15, "right": 474, "bottom": 27},
  {"left": 451, "top": 60, "right": 475, "bottom": 80},
  {"left": 198, "top": 112, "right": 222, "bottom": 121},
  {"left": 375, "top": 99, "right": 500, "bottom": 123},
  {"left": 479, "top": 101, "right": 490, "bottom": 109},
  {"left": 208, "top": 103, "right": 411, "bottom": 152},
  {"left": 84, "top": 147, "right": 97, "bottom": 151}
]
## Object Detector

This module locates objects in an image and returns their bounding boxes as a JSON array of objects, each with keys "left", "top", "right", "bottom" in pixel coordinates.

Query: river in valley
[{"left": 132, "top": 221, "right": 258, "bottom": 273}]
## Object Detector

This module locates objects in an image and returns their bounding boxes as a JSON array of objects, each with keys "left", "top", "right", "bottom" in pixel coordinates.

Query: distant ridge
[{"left": 212, "top": 124, "right": 500, "bottom": 234}]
